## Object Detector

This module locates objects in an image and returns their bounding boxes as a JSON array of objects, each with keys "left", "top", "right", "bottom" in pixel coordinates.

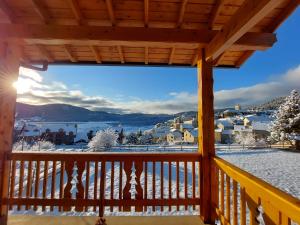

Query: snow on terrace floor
[{"left": 218, "top": 148, "right": 300, "bottom": 199}]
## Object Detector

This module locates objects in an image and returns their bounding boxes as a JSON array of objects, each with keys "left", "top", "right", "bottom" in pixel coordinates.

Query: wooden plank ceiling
[{"left": 0, "top": 0, "right": 298, "bottom": 67}]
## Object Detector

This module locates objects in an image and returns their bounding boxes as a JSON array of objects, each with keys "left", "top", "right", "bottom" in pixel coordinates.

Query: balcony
[{"left": 5, "top": 152, "right": 300, "bottom": 225}]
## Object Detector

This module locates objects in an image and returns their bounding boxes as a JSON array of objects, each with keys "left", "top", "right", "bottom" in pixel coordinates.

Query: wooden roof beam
[
  {"left": 0, "top": 24, "right": 277, "bottom": 50},
  {"left": 90, "top": 46, "right": 102, "bottom": 64},
  {"left": 144, "top": 0, "right": 149, "bottom": 27},
  {"left": 105, "top": 0, "right": 116, "bottom": 26},
  {"left": 67, "top": 0, "right": 84, "bottom": 25},
  {"left": 145, "top": 46, "right": 149, "bottom": 65},
  {"left": 0, "top": 0, "right": 14, "bottom": 23},
  {"left": 209, "top": 0, "right": 226, "bottom": 30},
  {"left": 63, "top": 45, "right": 77, "bottom": 62},
  {"left": 31, "top": 0, "right": 51, "bottom": 24},
  {"left": 36, "top": 44, "right": 53, "bottom": 62},
  {"left": 206, "top": 0, "right": 282, "bottom": 61},
  {"left": 117, "top": 46, "right": 125, "bottom": 63},
  {"left": 177, "top": 0, "right": 188, "bottom": 28},
  {"left": 168, "top": 47, "right": 175, "bottom": 65}
]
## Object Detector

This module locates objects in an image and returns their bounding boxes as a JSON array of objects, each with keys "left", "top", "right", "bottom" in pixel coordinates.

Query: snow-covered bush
[
  {"left": 235, "top": 132, "right": 256, "bottom": 147},
  {"left": 31, "top": 141, "right": 55, "bottom": 151},
  {"left": 269, "top": 90, "right": 300, "bottom": 148},
  {"left": 126, "top": 132, "right": 139, "bottom": 144},
  {"left": 13, "top": 140, "right": 30, "bottom": 151},
  {"left": 139, "top": 133, "right": 154, "bottom": 145},
  {"left": 88, "top": 128, "right": 118, "bottom": 151}
]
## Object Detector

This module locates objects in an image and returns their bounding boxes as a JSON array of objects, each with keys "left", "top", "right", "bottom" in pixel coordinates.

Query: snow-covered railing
[
  {"left": 6, "top": 152, "right": 201, "bottom": 216},
  {"left": 214, "top": 156, "right": 300, "bottom": 225}
]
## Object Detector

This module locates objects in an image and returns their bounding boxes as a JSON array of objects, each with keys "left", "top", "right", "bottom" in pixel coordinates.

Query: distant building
[
  {"left": 215, "top": 128, "right": 233, "bottom": 144},
  {"left": 183, "top": 129, "right": 198, "bottom": 144},
  {"left": 216, "top": 118, "right": 234, "bottom": 130},
  {"left": 166, "top": 129, "right": 182, "bottom": 144},
  {"left": 180, "top": 123, "right": 194, "bottom": 132},
  {"left": 235, "top": 104, "right": 241, "bottom": 110}
]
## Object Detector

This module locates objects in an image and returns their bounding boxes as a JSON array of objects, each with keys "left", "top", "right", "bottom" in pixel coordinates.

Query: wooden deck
[{"left": 8, "top": 215, "right": 206, "bottom": 225}]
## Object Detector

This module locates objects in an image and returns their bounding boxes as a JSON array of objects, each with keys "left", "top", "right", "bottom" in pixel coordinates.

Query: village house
[
  {"left": 183, "top": 129, "right": 198, "bottom": 144},
  {"left": 166, "top": 129, "right": 182, "bottom": 144},
  {"left": 216, "top": 118, "right": 234, "bottom": 130}
]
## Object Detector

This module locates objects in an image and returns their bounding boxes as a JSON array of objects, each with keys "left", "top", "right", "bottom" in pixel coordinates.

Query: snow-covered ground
[{"left": 9, "top": 147, "right": 300, "bottom": 218}]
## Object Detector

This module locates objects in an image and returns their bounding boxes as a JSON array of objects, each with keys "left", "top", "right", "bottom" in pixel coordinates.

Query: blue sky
[{"left": 16, "top": 8, "right": 300, "bottom": 114}]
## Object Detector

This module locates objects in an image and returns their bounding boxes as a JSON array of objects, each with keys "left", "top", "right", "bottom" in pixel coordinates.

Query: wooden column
[
  {"left": 0, "top": 44, "right": 21, "bottom": 225},
  {"left": 197, "top": 48, "right": 217, "bottom": 223}
]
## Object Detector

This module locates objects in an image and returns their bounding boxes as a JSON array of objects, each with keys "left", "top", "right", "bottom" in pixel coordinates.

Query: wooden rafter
[
  {"left": 117, "top": 46, "right": 125, "bottom": 63},
  {"left": 0, "top": 0, "right": 14, "bottom": 23},
  {"left": 105, "top": 0, "right": 116, "bottom": 26},
  {"left": 168, "top": 47, "right": 176, "bottom": 65},
  {"left": 191, "top": 48, "right": 199, "bottom": 66},
  {"left": 90, "top": 46, "right": 102, "bottom": 63},
  {"left": 63, "top": 45, "right": 77, "bottom": 62},
  {"left": 213, "top": 52, "right": 226, "bottom": 66},
  {"left": 209, "top": 0, "right": 226, "bottom": 30},
  {"left": 31, "top": 0, "right": 51, "bottom": 24},
  {"left": 205, "top": 0, "right": 281, "bottom": 61},
  {"left": 145, "top": 46, "right": 149, "bottom": 65},
  {"left": 67, "top": 0, "right": 84, "bottom": 25},
  {"left": 36, "top": 44, "right": 53, "bottom": 62},
  {"left": 177, "top": 0, "right": 188, "bottom": 28},
  {"left": 144, "top": 0, "right": 149, "bottom": 27},
  {"left": 0, "top": 24, "right": 276, "bottom": 51}
]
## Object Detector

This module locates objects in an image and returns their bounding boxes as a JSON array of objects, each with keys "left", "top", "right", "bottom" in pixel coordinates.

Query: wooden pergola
[{"left": 0, "top": 1, "right": 299, "bottom": 225}]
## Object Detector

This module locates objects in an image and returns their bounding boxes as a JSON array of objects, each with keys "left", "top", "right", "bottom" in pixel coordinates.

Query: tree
[
  {"left": 235, "top": 132, "right": 256, "bottom": 147},
  {"left": 88, "top": 128, "right": 118, "bottom": 151},
  {"left": 117, "top": 128, "right": 125, "bottom": 144},
  {"left": 126, "top": 132, "right": 139, "bottom": 144},
  {"left": 139, "top": 133, "right": 154, "bottom": 145},
  {"left": 269, "top": 90, "right": 300, "bottom": 148}
]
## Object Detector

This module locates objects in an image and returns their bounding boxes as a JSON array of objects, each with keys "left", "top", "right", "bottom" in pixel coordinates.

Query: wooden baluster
[
  {"left": 25, "top": 161, "right": 32, "bottom": 210},
  {"left": 240, "top": 186, "right": 246, "bottom": 225},
  {"left": 168, "top": 161, "right": 172, "bottom": 211},
  {"left": 17, "top": 160, "right": 24, "bottom": 211},
  {"left": 9, "top": 160, "right": 16, "bottom": 210},
  {"left": 144, "top": 161, "right": 147, "bottom": 212},
  {"left": 184, "top": 161, "right": 188, "bottom": 210},
  {"left": 123, "top": 161, "right": 132, "bottom": 211},
  {"left": 59, "top": 161, "right": 65, "bottom": 212},
  {"left": 160, "top": 161, "right": 164, "bottom": 212},
  {"left": 119, "top": 161, "right": 123, "bottom": 211},
  {"left": 176, "top": 161, "right": 179, "bottom": 211},
  {"left": 280, "top": 212, "right": 291, "bottom": 225},
  {"left": 33, "top": 161, "right": 40, "bottom": 211},
  {"left": 50, "top": 161, "right": 57, "bottom": 211},
  {"left": 192, "top": 161, "right": 196, "bottom": 210},
  {"left": 85, "top": 161, "right": 90, "bottom": 212},
  {"left": 135, "top": 161, "right": 143, "bottom": 212},
  {"left": 226, "top": 175, "right": 231, "bottom": 223},
  {"left": 233, "top": 180, "right": 238, "bottom": 225},
  {"left": 63, "top": 161, "right": 74, "bottom": 211},
  {"left": 152, "top": 161, "right": 156, "bottom": 211},
  {"left": 99, "top": 161, "right": 106, "bottom": 218},
  {"left": 110, "top": 161, "right": 114, "bottom": 212},
  {"left": 220, "top": 170, "right": 224, "bottom": 213},
  {"left": 75, "top": 161, "right": 85, "bottom": 211},
  {"left": 93, "top": 161, "right": 98, "bottom": 212},
  {"left": 42, "top": 161, "right": 48, "bottom": 211}
]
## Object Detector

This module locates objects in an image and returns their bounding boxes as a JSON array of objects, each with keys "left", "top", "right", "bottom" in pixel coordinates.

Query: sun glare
[{"left": 13, "top": 78, "right": 34, "bottom": 94}]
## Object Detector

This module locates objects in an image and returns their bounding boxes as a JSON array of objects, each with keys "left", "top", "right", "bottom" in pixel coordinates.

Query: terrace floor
[{"left": 8, "top": 215, "right": 206, "bottom": 225}]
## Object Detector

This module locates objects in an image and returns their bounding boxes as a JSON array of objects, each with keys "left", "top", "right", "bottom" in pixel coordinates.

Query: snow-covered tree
[
  {"left": 126, "top": 132, "right": 139, "bottom": 144},
  {"left": 269, "top": 90, "right": 300, "bottom": 147},
  {"left": 13, "top": 140, "right": 30, "bottom": 151},
  {"left": 31, "top": 141, "right": 55, "bottom": 151},
  {"left": 235, "top": 132, "right": 256, "bottom": 147},
  {"left": 139, "top": 133, "right": 154, "bottom": 145},
  {"left": 88, "top": 128, "right": 118, "bottom": 151}
]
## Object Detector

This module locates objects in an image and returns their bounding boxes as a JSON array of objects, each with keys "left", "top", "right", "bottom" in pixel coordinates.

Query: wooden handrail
[
  {"left": 214, "top": 156, "right": 300, "bottom": 224},
  {"left": 6, "top": 152, "right": 201, "bottom": 215}
]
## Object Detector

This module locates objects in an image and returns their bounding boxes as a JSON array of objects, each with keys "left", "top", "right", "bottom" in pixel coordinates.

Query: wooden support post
[
  {"left": 0, "top": 45, "right": 21, "bottom": 225},
  {"left": 197, "top": 48, "right": 217, "bottom": 224}
]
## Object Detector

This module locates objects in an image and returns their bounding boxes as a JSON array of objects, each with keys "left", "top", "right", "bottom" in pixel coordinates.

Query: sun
[{"left": 13, "top": 78, "right": 34, "bottom": 94}]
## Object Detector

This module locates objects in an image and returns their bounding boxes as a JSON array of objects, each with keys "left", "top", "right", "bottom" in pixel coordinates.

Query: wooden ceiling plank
[
  {"left": 144, "top": 0, "right": 149, "bottom": 27},
  {"left": 90, "top": 46, "right": 102, "bottom": 63},
  {"left": 36, "top": 44, "right": 54, "bottom": 62},
  {"left": 205, "top": 0, "right": 282, "bottom": 61},
  {"left": 209, "top": 0, "right": 226, "bottom": 30},
  {"left": 191, "top": 48, "right": 200, "bottom": 66},
  {"left": 145, "top": 46, "right": 149, "bottom": 64},
  {"left": 105, "top": 0, "right": 116, "bottom": 26},
  {"left": 0, "top": 0, "right": 14, "bottom": 23},
  {"left": 0, "top": 24, "right": 276, "bottom": 51},
  {"left": 117, "top": 46, "right": 125, "bottom": 63},
  {"left": 63, "top": 44, "right": 77, "bottom": 62},
  {"left": 235, "top": 50, "right": 254, "bottom": 67},
  {"left": 67, "top": 0, "right": 84, "bottom": 25},
  {"left": 212, "top": 52, "right": 226, "bottom": 66},
  {"left": 168, "top": 47, "right": 176, "bottom": 65},
  {"left": 177, "top": 0, "right": 188, "bottom": 28},
  {"left": 31, "top": 0, "right": 51, "bottom": 24}
]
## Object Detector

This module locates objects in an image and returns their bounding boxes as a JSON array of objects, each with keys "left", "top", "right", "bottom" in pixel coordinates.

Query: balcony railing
[
  {"left": 7, "top": 152, "right": 201, "bottom": 215},
  {"left": 5, "top": 152, "right": 300, "bottom": 225}
]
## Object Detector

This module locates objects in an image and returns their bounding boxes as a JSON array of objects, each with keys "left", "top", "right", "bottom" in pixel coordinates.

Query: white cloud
[{"left": 16, "top": 65, "right": 300, "bottom": 114}]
